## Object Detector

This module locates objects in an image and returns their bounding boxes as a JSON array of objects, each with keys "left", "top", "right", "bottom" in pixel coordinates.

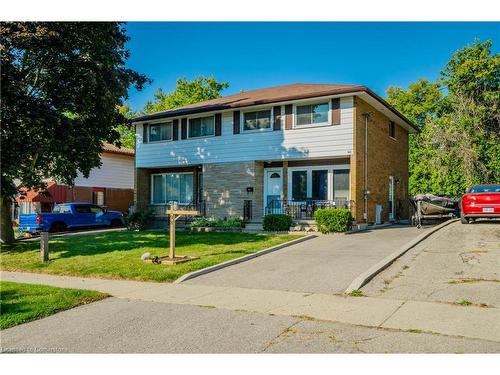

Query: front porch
[{"left": 134, "top": 157, "right": 355, "bottom": 226}]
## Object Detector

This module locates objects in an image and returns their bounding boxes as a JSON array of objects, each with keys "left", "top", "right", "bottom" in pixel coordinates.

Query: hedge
[
  {"left": 314, "top": 208, "right": 353, "bottom": 233},
  {"left": 190, "top": 217, "right": 243, "bottom": 228},
  {"left": 263, "top": 214, "right": 293, "bottom": 231}
]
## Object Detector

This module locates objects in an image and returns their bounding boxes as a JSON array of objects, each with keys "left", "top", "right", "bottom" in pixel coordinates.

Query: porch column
[{"left": 282, "top": 161, "right": 288, "bottom": 200}]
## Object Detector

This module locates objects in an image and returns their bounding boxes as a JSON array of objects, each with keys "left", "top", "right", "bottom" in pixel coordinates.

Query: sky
[{"left": 124, "top": 22, "right": 499, "bottom": 111}]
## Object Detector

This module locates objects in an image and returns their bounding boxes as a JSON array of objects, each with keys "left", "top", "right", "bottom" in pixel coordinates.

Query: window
[
  {"left": 151, "top": 173, "right": 194, "bottom": 204},
  {"left": 333, "top": 170, "right": 350, "bottom": 201},
  {"left": 92, "top": 190, "right": 105, "bottom": 206},
  {"left": 291, "top": 171, "right": 308, "bottom": 200},
  {"left": 312, "top": 170, "right": 328, "bottom": 200},
  {"left": 90, "top": 205, "right": 105, "bottom": 214},
  {"left": 388, "top": 121, "right": 396, "bottom": 139},
  {"left": 149, "top": 122, "right": 172, "bottom": 142},
  {"left": 53, "top": 204, "right": 71, "bottom": 213},
  {"left": 75, "top": 205, "right": 91, "bottom": 213},
  {"left": 189, "top": 116, "right": 215, "bottom": 138},
  {"left": 243, "top": 110, "right": 271, "bottom": 131},
  {"left": 296, "top": 102, "right": 329, "bottom": 126}
]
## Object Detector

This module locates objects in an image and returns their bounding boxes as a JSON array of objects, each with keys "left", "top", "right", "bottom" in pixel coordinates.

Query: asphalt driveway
[
  {"left": 185, "top": 225, "right": 433, "bottom": 294},
  {"left": 363, "top": 221, "right": 500, "bottom": 307}
]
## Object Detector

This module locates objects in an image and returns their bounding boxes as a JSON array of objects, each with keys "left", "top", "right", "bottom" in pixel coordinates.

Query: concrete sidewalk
[{"left": 2, "top": 271, "right": 499, "bottom": 343}]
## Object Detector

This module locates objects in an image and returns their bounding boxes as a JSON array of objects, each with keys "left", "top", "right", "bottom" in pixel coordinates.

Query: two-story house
[{"left": 132, "top": 83, "right": 418, "bottom": 225}]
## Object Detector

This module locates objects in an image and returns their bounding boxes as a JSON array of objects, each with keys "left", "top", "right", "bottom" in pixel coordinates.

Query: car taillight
[{"left": 36, "top": 215, "right": 42, "bottom": 224}]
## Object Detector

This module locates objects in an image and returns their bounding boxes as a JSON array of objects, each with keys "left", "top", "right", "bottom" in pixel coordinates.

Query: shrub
[
  {"left": 314, "top": 208, "right": 353, "bottom": 233},
  {"left": 191, "top": 217, "right": 242, "bottom": 228},
  {"left": 125, "top": 208, "right": 154, "bottom": 231},
  {"left": 263, "top": 214, "right": 292, "bottom": 232}
]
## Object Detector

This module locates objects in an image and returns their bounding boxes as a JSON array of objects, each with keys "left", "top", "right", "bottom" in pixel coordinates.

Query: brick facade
[{"left": 351, "top": 98, "right": 409, "bottom": 223}]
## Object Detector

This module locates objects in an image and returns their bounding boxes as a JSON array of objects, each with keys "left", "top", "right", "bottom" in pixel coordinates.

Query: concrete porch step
[{"left": 243, "top": 222, "right": 263, "bottom": 232}]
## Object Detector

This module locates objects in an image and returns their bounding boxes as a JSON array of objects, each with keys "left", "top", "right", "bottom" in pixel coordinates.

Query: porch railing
[{"left": 265, "top": 199, "right": 353, "bottom": 220}]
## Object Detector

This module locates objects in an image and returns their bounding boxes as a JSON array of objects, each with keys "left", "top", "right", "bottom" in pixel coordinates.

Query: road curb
[
  {"left": 344, "top": 219, "right": 459, "bottom": 294},
  {"left": 174, "top": 234, "right": 317, "bottom": 284}
]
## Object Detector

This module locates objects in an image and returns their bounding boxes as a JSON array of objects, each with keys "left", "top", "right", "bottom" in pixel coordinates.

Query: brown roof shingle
[
  {"left": 102, "top": 143, "right": 134, "bottom": 156},
  {"left": 132, "top": 83, "right": 364, "bottom": 122},
  {"left": 131, "top": 83, "right": 418, "bottom": 132}
]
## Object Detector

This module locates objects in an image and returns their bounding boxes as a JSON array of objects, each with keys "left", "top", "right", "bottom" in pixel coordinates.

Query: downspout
[{"left": 362, "top": 112, "right": 370, "bottom": 222}]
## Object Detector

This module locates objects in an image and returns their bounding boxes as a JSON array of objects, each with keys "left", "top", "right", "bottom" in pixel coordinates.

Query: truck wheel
[
  {"left": 110, "top": 219, "right": 123, "bottom": 227},
  {"left": 50, "top": 222, "right": 67, "bottom": 233}
]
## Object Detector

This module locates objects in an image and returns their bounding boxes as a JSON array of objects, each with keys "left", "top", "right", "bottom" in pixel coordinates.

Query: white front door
[
  {"left": 388, "top": 176, "right": 395, "bottom": 221},
  {"left": 264, "top": 169, "right": 283, "bottom": 213}
]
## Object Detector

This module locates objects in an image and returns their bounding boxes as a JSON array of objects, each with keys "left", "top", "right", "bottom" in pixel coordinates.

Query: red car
[{"left": 461, "top": 184, "right": 500, "bottom": 224}]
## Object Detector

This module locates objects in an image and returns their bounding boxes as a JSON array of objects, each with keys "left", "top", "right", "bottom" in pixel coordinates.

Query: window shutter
[
  {"left": 285, "top": 104, "right": 293, "bottom": 130},
  {"left": 233, "top": 111, "right": 240, "bottom": 134},
  {"left": 142, "top": 123, "right": 148, "bottom": 143},
  {"left": 273, "top": 106, "right": 281, "bottom": 131},
  {"left": 331, "top": 98, "right": 340, "bottom": 125},
  {"left": 215, "top": 113, "right": 222, "bottom": 136},
  {"left": 172, "top": 119, "right": 179, "bottom": 141},
  {"left": 181, "top": 118, "right": 187, "bottom": 139}
]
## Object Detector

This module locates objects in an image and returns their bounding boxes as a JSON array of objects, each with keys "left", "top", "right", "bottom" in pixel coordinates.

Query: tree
[
  {"left": 142, "top": 76, "right": 229, "bottom": 114},
  {"left": 387, "top": 40, "right": 499, "bottom": 196},
  {"left": 1, "top": 22, "right": 149, "bottom": 243},
  {"left": 115, "top": 105, "right": 137, "bottom": 149}
]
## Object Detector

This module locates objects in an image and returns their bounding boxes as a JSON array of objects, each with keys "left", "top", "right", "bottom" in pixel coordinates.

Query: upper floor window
[
  {"left": 243, "top": 110, "right": 271, "bottom": 131},
  {"left": 388, "top": 121, "right": 396, "bottom": 139},
  {"left": 149, "top": 122, "right": 172, "bottom": 142},
  {"left": 189, "top": 116, "right": 214, "bottom": 138},
  {"left": 296, "top": 102, "right": 329, "bottom": 126}
]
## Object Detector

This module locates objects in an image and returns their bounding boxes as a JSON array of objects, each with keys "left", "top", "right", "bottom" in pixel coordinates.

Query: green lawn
[
  {"left": 0, "top": 281, "right": 107, "bottom": 330},
  {"left": 1, "top": 230, "right": 301, "bottom": 282}
]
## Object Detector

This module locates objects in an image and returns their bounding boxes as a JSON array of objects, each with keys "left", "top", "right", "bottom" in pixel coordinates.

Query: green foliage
[
  {"left": 263, "top": 214, "right": 293, "bottom": 232},
  {"left": 115, "top": 105, "right": 137, "bottom": 149},
  {"left": 191, "top": 217, "right": 243, "bottom": 228},
  {"left": 349, "top": 289, "right": 364, "bottom": 297},
  {"left": 142, "top": 76, "right": 229, "bottom": 114},
  {"left": 0, "top": 22, "right": 149, "bottom": 243},
  {"left": 387, "top": 39, "right": 499, "bottom": 196},
  {"left": 125, "top": 208, "right": 154, "bottom": 231},
  {"left": 314, "top": 208, "right": 353, "bottom": 233}
]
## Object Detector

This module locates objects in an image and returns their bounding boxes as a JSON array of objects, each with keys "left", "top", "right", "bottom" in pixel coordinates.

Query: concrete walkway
[
  {"left": 185, "top": 225, "right": 433, "bottom": 294},
  {"left": 2, "top": 271, "right": 499, "bottom": 343}
]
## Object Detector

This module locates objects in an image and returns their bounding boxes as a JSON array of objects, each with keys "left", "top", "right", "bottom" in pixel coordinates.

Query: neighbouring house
[
  {"left": 131, "top": 83, "right": 418, "bottom": 226},
  {"left": 13, "top": 144, "right": 135, "bottom": 220}
]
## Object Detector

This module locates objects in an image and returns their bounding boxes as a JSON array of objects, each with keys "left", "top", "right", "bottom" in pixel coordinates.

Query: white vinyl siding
[
  {"left": 136, "top": 96, "right": 354, "bottom": 168},
  {"left": 74, "top": 153, "right": 134, "bottom": 189}
]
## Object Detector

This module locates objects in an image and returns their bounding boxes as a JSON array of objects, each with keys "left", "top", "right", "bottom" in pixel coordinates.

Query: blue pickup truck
[{"left": 18, "top": 202, "right": 126, "bottom": 234}]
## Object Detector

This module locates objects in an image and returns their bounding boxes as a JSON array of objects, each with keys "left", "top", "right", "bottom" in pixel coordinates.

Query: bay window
[
  {"left": 149, "top": 122, "right": 172, "bottom": 142},
  {"left": 151, "top": 173, "right": 194, "bottom": 204},
  {"left": 295, "top": 102, "right": 329, "bottom": 126},
  {"left": 189, "top": 116, "right": 215, "bottom": 138},
  {"left": 243, "top": 110, "right": 271, "bottom": 131}
]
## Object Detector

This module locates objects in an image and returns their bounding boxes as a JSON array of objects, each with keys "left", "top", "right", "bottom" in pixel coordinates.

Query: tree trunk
[{"left": 0, "top": 195, "right": 15, "bottom": 244}]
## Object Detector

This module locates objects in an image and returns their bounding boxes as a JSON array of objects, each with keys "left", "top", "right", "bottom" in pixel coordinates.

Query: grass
[
  {"left": 0, "top": 281, "right": 107, "bottom": 330},
  {"left": 1, "top": 230, "right": 301, "bottom": 282},
  {"left": 456, "top": 299, "right": 472, "bottom": 306},
  {"left": 349, "top": 289, "right": 364, "bottom": 297},
  {"left": 406, "top": 329, "right": 423, "bottom": 334}
]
